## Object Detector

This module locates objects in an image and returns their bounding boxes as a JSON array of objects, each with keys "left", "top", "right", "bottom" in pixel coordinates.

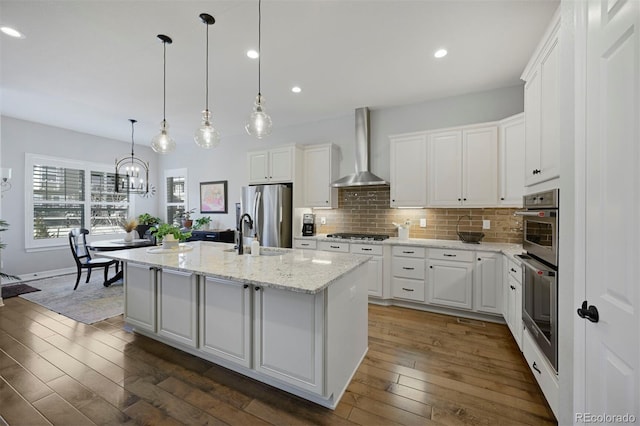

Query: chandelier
[{"left": 115, "top": 119, "right": 149, "bottom": 194}]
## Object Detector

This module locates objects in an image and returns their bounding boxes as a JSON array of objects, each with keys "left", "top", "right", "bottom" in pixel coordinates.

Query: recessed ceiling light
[
  {"left": 246, "top": 49, "right": 259, "bottom": 59},
  {"left": 291, "top": 86, "right": 302, "bottom": 93},
  {"left": 434, "top": 49, "right": 447, "bottom": 59},
  {"left": 1, "top": 26, "right": 25, "bottom": 39}
]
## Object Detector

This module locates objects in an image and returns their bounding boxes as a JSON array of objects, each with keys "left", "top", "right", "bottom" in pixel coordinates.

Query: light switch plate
[
  {"left": 419, "top": 218, "right": 427, "bottom": 228},
  {"left": 482, "top": 220, "right": 490, "bottom": 229},
  {"left": 320, "top": 217, "right": 326, "bottom": 225}
]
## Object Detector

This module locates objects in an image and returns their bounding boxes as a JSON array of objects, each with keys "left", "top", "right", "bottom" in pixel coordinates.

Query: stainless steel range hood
[{"left": 331, "top": 107, "right": 389, "bottom": 187}]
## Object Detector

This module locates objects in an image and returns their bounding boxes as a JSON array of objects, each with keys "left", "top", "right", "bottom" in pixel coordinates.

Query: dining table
[{"left": 88, "top": 238, "right": 156, "bottom": 286}]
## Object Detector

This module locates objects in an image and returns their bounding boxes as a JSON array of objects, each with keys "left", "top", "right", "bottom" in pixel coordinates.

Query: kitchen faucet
[{"left": 237, "top": 213, "right": 253, "bottom": 255}]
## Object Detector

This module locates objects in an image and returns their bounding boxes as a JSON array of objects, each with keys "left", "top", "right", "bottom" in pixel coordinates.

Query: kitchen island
[{"left": 100, "top": 241, "right": 371, "bottom": 409}]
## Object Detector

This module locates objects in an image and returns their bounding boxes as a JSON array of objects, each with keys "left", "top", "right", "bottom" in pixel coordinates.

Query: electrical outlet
[
  {"left": 320, "top": 217, "right": 326, "bottom": 225},
  {"left": 419, "top": 218, "right": 427, "bottom": 228},
  {"left": 482, "top": 220, "right": 490, "bottom": 230}
]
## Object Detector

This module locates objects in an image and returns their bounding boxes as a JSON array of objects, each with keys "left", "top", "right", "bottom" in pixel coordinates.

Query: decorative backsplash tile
[{"left": 312, "top": 186, "right": 523, "bottom": 244}]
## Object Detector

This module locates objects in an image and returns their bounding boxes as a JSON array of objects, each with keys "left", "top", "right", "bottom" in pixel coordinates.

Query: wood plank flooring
[{"left": 0, "top": 296, "right": 556, "bottom": 425}]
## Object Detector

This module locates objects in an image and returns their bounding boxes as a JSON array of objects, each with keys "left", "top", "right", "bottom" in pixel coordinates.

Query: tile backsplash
[{"left": 312, "top": 186, "right": 523, "bottom": 244}]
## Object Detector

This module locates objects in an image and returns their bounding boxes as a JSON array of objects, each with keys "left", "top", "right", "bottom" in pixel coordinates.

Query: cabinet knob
[
  {"left": 325, "top": 200, "right": 329, "bottom": 203},
  {"left": 243, "top": 284, "right": 249, "bottom": 289},
  {"left": 500, "top": 197, "right": 505, "bottom": 201},
  {"left": 392, "top": 199, "right": 396, "bottom": 202},
  {"left": 477, "top": 258, "right": 481, "bottom": 261},
  {"left": 255, "top": 286, "right": 261, "bottom": 291},
  {"left": 269, "top": 176, "right": 272, "bottom": 179},
  {"left": 458, "top": 198, "right": 461, "bottom": 201},
  {"left": 429, "top": 265, "right": 433, "bottom": 269},
  {"left": 463, "top": 198, "right": 467, "bottom": 201}
]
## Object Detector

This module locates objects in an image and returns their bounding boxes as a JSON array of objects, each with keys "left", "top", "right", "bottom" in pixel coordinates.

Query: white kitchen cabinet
[
  {"left": 389, "top": 134, "right": 428, "bottom": 207},
  {"left": 504, "top": 257, "right": 523, "bottom": 350},
  {"left": 293, "top": 238, "right": 317, "bottom": 250},
  {"left": 157, "top": 269, "right": 198, "bottom": 348},
  {"left": 200, "top": 276, "right": 252, "bottom": 368},
  {"left": 248, "top": 146, "right": 295, "bottom": 184},
  {"left": 427, "top": 249, "right": 474, "bottom": 310},
  {"left": 351, "top": 243, "right": 384, "bottom": 298},
  {"left": 522, "top": 13, "right": 560, "bottom": 187},
  {"left": 303, "top": 144, "right": 339, "bottom": 208},
  {"left": 473, "top": 251, "right": 502, "bottom": 315},
  {"left": 428, "top": 126, "right": 498, "bottom": 207},
  {"left": 498, "top": 113, "right": 525, "bottom": 206},
  {"left": 523, "top": 328, "right": 558, "bottom": 415},
  {"left": 391, "top": 245, "right": 426, "bottom": 302},
  {"left": 254, "top": 285, "right": 325, "bottom": 395},
  {"left": 124, "top": 262, "right": 157, "bottom": 333}
]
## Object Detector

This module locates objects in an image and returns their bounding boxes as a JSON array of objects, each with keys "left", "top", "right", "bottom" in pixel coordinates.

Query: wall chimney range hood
[{"left": 331, "top": 107, "right": 389, "bottom": 187}]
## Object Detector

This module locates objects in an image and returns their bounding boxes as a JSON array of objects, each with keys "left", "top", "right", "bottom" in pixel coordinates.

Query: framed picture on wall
[{"left": 200, "top": 180, "right": 228, "bottom": 214}]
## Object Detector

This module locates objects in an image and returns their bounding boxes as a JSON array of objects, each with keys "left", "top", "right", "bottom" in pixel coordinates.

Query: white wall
[
  {"left": 0, "top": 116, "right": 161, "bottom": 275},
  {"left": 157, "top": 84, "right": 524, "bottom": 231},
  {"left": 2, "top": 84, "right": 523, "bottom": 276}
]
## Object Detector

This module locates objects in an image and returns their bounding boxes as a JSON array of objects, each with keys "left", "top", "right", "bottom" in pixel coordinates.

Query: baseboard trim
[{"left": 1, "top": 267, "right": 76, "bottom": 285}]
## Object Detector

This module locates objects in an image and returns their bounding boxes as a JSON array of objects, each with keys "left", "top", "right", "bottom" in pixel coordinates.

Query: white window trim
[
  {"left": 164, "top": 167, "right": 188, "bottom": 224},
  {"left": 24, "top": 153, "right": 136, "bottom": 251}
]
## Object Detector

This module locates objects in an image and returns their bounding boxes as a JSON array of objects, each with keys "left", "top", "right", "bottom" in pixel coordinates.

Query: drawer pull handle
[
  {"left": 401, "top": 287, "right": 414, "bottom": 292},
  {"left": 532, "top": 362, "right": 541, "bottom": 374},
  {"left": 402, "top": 251, "right": 415, "bottom": 254},
  {"left": 301, "top": 243, "right": 309, "bottom": 246},
  {"left": 444, "top": 254, "right": 456, "bottom": 257},
  {"left": 330, "top": 245, "right": 340, "bottom": 249},
  {"left": 402, "top": 267, "right": 415, "bottom": 270},
  {"left": 361, "top": 248, "right": 372, "bottom": 251}
]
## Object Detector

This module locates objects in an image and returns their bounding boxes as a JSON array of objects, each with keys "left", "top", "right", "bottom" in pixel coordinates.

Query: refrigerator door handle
[{"left": 254, "top": 191, "right": 261, "bottom": 236}]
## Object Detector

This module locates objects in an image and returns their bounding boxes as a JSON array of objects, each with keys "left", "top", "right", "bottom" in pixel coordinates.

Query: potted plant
[
  {"left": 121, "top": 217, "right": 138, "bottom": 242},
  {"left": 178, "top": 208, "right": 196, "bottom": 228},
  {"left": 136, "top": 213, "right": 161, "bottom": 240},
  {"left": 193, "top": 216, "right": 212, "bottom": 230},
  {"left": 151, "top": 223, "right": 191, "bottom": 249}
]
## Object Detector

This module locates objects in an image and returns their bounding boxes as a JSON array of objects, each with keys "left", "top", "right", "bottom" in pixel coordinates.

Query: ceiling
[{"left": 0, "top": 0, "right": 559, "bottom": 147}]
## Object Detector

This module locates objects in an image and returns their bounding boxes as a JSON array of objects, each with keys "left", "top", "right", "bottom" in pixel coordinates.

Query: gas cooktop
[{"left": 326, "top": 233, "right": 389, "bottom": 241}]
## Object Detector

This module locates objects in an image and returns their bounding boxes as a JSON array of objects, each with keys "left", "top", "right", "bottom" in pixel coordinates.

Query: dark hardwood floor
[{"left": 0, "top": 296, "right": 556, "bottom": 425}]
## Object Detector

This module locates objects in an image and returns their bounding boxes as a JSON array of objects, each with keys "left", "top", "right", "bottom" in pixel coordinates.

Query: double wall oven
[{"left": 515, "top": 189, "right": 559, "bottom": 372}]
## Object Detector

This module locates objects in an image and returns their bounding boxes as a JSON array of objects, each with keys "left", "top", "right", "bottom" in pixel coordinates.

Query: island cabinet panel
[
  {"left": 124, "top": 263, "right": 157, "bottom": 333},
  {"left": 254, "top": 286, "right": 325, "bottom": 395},
  {"left": 157, "top": 269, "right": 198, "bottom": 348},
  {"left": 199, "top": 277, "right": 252, "bottom": 368}
]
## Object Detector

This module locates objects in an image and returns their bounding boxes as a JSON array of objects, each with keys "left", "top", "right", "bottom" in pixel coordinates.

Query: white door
[
  {"left": 389, "top": 135, "right": 427, "bottom": 207},
  {"left": 428, "top": 131, "right": 462, "bottom": 206},
  {"left": 200, "top": 276, "right": 252, "bottom": 367},
  {"left": 584, "top": 0, "right": 639, "bottom": 417},
  {"left": 268, "top": 147, "right": 293, "bottom": 182},
  {"left": 157, "top": 269, "right": 198, "bottom": 347},
  {"left": 463, "top": 126, "right": 498, "bottom": 206},
  {"left": 427, "top": 260, "right": 473, "bottom": 310},
  {"left": 303, "top": 145, "right": 333, "bottom": 207},
  {"left": 248, "top": 150, "right": 269, "bottom": 183}
]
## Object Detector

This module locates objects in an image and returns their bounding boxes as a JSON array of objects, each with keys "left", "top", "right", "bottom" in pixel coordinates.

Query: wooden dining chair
[{"left": 68, "top": 228, "right": 119, "bottom": 290}]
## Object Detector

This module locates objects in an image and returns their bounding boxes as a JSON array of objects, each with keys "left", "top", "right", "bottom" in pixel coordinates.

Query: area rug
[
  {"left": 1, "top": 283, "right": 41, "bottom": 299},
  {"left": 19, "top": 273, "right": 123, "bottom": 324}
]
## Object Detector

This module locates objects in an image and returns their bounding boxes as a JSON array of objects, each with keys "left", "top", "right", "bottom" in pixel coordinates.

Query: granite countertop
[
  {"left": 99, "top": 241, "right": 370, "bottom": 294},
  {"left": 295, "top": 234, "right": 523, "bottom": 262}
]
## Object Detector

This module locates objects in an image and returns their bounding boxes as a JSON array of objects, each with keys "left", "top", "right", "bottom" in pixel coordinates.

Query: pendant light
[
  {"left": 245, "top": 0, "right": 272, "bottom": 139},
  {"left": 151, "top": 34, "right": 176, "bottom": 154},
  {"left": 116, "top": 119, "right": 149, "bottom": 194},
  {"left": 194, "top": 13, "right": 221, "bottom": 149}
]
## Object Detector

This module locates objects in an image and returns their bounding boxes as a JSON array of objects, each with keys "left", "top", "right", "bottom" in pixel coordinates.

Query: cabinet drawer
[
  {"left": 350, "top": 244, "right": 383, "bottom": 256},
  {"left": 294, "top": 239, "right": 317, "bottom": 250},
  {"left": 523, "top": 329, "right": 559, "bottom": 417},
  {"left": 429, "top": 248, "right": 474, "bottom": 262},
  {"left": 392, "top": 278, "right": 425, "bottom": 302},
  {"left": 317, "top": 241, "right": 349, "bottom": 253},
  {"left": 392, "top": 246, "right": 426, "bottom": 258},
  {"left": 507, "top": 259, "right": 522, "bottom": 283},
  {"left": 392, "top": 258, "right": 425, "bottom": 279}
]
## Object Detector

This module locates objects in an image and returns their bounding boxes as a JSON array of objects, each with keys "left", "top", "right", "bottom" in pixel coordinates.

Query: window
[
  {"left": 164, "top": 168, "right": 188, "bottom": 226},
  {"left": 26, "top": 154, "right": 131, "bottom": 250}
]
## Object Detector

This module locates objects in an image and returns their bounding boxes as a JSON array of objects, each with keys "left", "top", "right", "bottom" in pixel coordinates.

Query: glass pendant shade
[
  {"left": 195, "top": 109, "right": 220, "bottom": 148},
  {"left": 245, "top": 94, "right": 272, "bottom": 139},
  {"left": 151, "top": 119, "right": 176, "bottom": 154}
]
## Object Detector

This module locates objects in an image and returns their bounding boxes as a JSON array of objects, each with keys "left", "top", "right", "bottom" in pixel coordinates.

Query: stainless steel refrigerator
[{"left": 240, "top": 184, "right": 292, "bottom": 248}]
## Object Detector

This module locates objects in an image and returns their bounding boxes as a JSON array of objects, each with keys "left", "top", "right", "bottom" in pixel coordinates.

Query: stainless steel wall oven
[{"left": 515, "top": 188, "right": 559, "bottom": 372}]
